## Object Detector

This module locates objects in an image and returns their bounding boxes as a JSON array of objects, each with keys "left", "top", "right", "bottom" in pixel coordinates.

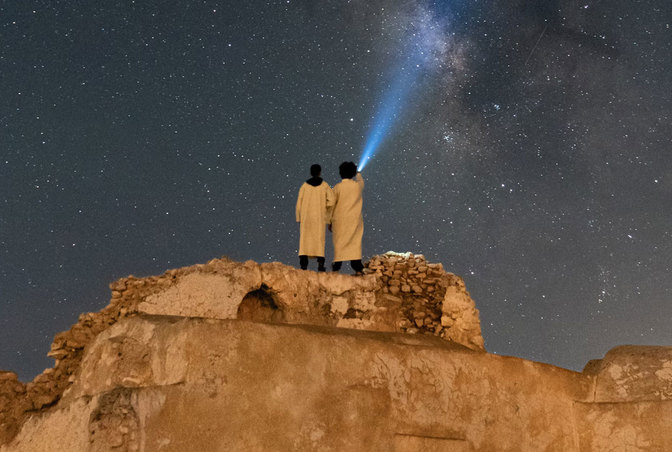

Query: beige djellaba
[
  {"left": 295, "top": 180, "right": 334, "bottom": 257},
  {"left": 330, "top": 173, "right": 364, "bottom": 261}
]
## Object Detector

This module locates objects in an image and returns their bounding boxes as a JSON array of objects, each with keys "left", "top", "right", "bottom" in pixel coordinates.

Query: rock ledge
[{"left": 0, "top": 252, "right": 483, "bottom": 445}]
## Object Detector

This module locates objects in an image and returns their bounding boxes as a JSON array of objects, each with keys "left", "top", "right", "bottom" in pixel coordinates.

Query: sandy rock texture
[
  {"left": 135, "top": 252, "right": 484, "bottom": 352},
  {"left": 0, "top": 252, "right": 483, "bottom": 446},
  {"left": 4, "top": 317, "right": 591, "bottom": 451},
  {"left": 576, "top": 345, "right": 672, "bottom": 451},
  {"left": 5, "top": 317, "right": 671, "bottom": 451},
  {"left": 586, "top": 345, "right": 672, "bottom": 402},
  {"left": 1, "top": 253, "right": 670, "bottom": 451}
]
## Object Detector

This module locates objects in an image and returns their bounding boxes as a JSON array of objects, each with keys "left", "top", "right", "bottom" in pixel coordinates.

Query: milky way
[{"left": 1, "top": 0, "right": 671, "bottom": 380}]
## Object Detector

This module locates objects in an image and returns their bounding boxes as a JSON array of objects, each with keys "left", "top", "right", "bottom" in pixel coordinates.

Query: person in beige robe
[
  {"left": 329, "top": 161, "right": 365, "bottom": 274},
  {"left": 296, "top": 164, "right": 334, "bottom": 271}
]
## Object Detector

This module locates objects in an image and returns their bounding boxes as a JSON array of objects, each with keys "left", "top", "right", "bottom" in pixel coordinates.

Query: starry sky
[{"left": 1, "top": 0, "right": 671, "bottom": 381}]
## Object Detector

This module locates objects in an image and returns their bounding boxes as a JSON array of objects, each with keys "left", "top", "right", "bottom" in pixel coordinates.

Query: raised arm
[{"left": 355, "top": 172, "right": 364, "bottom": 189}]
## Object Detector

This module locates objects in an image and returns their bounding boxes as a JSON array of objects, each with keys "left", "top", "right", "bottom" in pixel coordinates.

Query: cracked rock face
[
  {"left": 0, "top": 252, "right": 484, "bottom": 447},
  {"left": 133, "top": 252, "right": 485, "bottom": 351},
  {"left": 2, "top": 317, "right": 593, "bottom": 451},
  {"left": 586, "top": 345, "right": 672, "bottom": 402},
  {"left": 2, "top": 253, "right": 671, "bottom": 451},
  {"left": 6, "top": 316, "right": 672, "bottom": 452}
]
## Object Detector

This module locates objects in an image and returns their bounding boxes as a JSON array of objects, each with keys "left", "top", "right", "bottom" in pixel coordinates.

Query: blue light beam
[
  {"left": 357, "top": 4, "right": 451, "bottom": 172},
  {"left": 358, "top": 64, "right": 421, "bottom": 172}
]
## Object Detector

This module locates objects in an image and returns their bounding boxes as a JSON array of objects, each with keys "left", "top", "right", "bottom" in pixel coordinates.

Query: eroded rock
[
  {"left": 0, "top": 253, "right": 484, "bottom": 447},
  {"left": 2, "top": 253, "right": 670, "bottom": 451},
  {"left": 588, "top": 345, "right": 672, "bottom": 402}
]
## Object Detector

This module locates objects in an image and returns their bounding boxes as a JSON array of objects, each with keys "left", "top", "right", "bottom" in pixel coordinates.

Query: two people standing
[{"left": 295, "top": 162, "right": 365, "bottom": 274}]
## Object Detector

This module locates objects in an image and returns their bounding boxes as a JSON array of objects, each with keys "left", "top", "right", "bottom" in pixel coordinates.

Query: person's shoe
[{"left": 318, "top": 265, "right": 326, "bottom": 272}]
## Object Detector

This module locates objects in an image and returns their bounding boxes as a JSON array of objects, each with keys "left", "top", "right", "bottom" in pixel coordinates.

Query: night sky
[{"left": 2, "top": 0, "right": 671, "bottom": 381}]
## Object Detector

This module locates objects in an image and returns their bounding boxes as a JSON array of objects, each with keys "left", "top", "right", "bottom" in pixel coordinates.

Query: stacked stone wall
[
  {"left": 365, "top": 251, "right": 483, "bottom": 350},
  {"left": 367, "top": 252, "right": 448, "bottom": 335}
]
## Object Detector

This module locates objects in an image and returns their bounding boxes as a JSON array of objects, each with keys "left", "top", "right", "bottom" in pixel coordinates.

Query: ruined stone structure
[{"left": 1, "top": 252, "right": 671, "bottom": 451}]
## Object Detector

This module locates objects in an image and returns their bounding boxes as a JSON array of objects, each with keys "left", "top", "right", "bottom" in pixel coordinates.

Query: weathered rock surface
[
  {"left": 4, "top": 317, "right": 591, "bottom": 451},
  {"left": 0, "top": 252, "right": 483, "bottom": 447},
  {"left": 135, "top": 252, "right": 484, "bottom": 351},
  {"left": 585, "top": 345, "right": 672, "bottom": 402},
  {"left": 1, "top": 252, "right": 671, "bottom": 451}
]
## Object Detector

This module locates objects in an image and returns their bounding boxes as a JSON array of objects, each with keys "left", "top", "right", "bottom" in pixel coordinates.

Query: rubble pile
[{"left": 366, "top": 252, "right": 465, "bottom": 338}]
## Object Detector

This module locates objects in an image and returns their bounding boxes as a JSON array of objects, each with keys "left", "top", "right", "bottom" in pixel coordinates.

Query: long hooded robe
[
  {"left": 330, "top": 173, "right": 364, "bottom": 261},
  {"left": 296, "top": 177, "right": 334, "bottom": 257}
]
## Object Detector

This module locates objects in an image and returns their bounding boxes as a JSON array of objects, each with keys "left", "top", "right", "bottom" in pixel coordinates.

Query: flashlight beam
[{"left": 358, "top": 63, "right": 420, "bottom": 172}]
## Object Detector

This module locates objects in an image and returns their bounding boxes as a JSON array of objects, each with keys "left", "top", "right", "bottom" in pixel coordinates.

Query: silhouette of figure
[
  {"left": 329, "top": 161, "right": 364, "bottom": 274},
  {"left": 296, "top": 164, "right": 334, "bottom": 271}
]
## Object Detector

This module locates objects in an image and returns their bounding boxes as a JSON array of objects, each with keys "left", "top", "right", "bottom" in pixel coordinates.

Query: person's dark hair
[
  {"left": 310, "top": 164, "right": 321, "bottom": 177},
  {"left": 338, "top": 161, "right": 357, "bottom": 179}
]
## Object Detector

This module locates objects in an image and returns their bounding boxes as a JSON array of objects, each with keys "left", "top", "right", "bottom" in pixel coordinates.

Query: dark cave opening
[{"left": 237, "top": 285, "right": 285, "bottom": 323}]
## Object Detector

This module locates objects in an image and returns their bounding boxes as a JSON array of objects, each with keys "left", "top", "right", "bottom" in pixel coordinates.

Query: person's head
[
  {"left": 310, "top": 164, "right": 321, "bottom": 177},
  {"left": 338, "top": 161, "right": 357, "bottom": 179}
]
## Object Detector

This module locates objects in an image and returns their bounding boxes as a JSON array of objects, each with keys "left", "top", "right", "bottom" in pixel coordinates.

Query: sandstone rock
[
  {"left": 330, "top": 296, "right": 349, "bottom": 316},
  {"left": 6, "top": 253, "right": 669, "bottom": 451},
  {"left": 398, "top": 319, "right": 411, "bottom": 329},
  {"left": 589, "top": 345, "right": 672, "bottom": 402},
  {"left": 1, "top": 252, "right": 492, "bottom": 447},
  {"left": 0, "top": 373, "right": 18, "bottom": 382},
  {"left": 412, "top": 311, "right": 425, "bottom": 319},
  {"left": 1, "top": 317, "right": 611, "bottom": 451}
]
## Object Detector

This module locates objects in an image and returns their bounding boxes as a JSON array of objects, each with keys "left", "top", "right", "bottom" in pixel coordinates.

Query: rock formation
[{"left": 0, "top": 252, "right": 670, "bottom": 451}]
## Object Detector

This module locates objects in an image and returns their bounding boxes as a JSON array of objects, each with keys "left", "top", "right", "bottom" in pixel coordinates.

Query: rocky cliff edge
[
  {"left": 1, "top": 252, "right": 671, "bottom": 451},
  {"left": 0, "top": 251, "right": 482, "bottom": 446}
]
